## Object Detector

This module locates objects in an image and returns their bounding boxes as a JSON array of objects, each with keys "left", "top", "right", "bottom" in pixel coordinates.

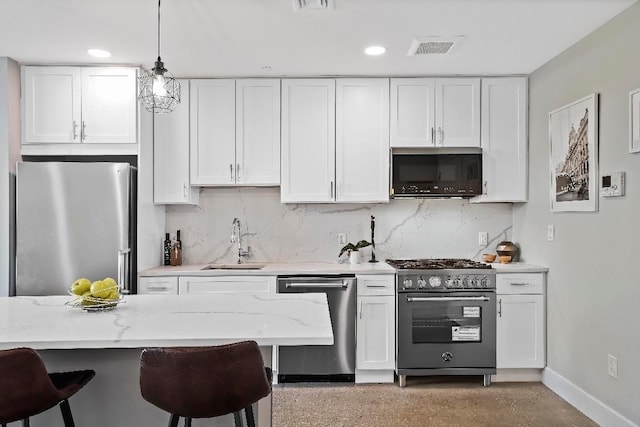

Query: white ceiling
[{"left": 0, "top": 0, "right": 637, "bottom": 78}]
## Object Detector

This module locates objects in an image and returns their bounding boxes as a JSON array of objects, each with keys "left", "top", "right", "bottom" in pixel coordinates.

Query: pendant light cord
[{"left": 157, "top": 0, "right": 161, "bottom": 59}]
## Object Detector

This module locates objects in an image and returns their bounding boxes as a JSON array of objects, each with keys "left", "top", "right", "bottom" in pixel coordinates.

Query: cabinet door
[
  {"left": 390, "top": 78, "right": 435, "bottom": 147},
  {"left": 190, "top": 79, "right": 236, "bottom": 185},
  {"left": 81, "top": 67, "right": 137, "bottom": 144},
  {"left": 473, "top": 77, "right": 528, "bottom": 202},
  {"left": 153, "top": 79, "right": 199, "bottom": 205},
  {"left": 138, "top": 277, "right": 179, "bottom": 295},
  {"left": 236, "top": 79, "right": 281, "bottom": 185},
  {"left": 356, "top": 295, "right": 395, "bottom": 370},
  {"left": 435, "top": 78, "right": 480, "bottom": 147},
  {"left": 178, "top": 276, "right": 276, "bottom": 294},
  {"left": 22, "top": 66, "right": 81, "bottom": 144},
  {"left": 281, "top": 79, "right": 336, "bottom": 203},
  {"left": 336, "top": 79, "right": 390, "bottom": 203},
  {"left": 497, "top": 294, "right": 545, "bottom": 368}
]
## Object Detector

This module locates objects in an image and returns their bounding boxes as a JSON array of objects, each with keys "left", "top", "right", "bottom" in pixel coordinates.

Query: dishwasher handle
[{"left": 284, "top": 282, "right": 349, "bottom": 289}]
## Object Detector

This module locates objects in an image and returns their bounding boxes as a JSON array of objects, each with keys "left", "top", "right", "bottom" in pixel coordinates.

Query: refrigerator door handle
[{"left": 118, "top": 248, "right": 131, "bottom": 294}]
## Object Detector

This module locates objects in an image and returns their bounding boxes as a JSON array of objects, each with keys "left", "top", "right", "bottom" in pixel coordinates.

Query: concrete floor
[{"left": 272, "top": 377, "right": 598, "bottom": 427}]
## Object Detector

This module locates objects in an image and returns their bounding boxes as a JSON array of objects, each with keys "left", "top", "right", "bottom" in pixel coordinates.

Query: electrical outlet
[
  {"left": 547, "top": 225, "right": 555, "bottom": 242},
  {"left": 607, "top": 354, "right": 618, "bottom": 379},
  {"left": 478, "top": 232, "right": 488, "bottom": 246},
  {"left": 338, "top": 233, "right": 347, "bottom": 245}
]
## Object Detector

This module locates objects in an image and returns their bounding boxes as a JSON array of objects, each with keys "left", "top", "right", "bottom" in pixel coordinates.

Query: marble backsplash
[{"left": 165, "top": 187, "right": 513, "bottom": 265}]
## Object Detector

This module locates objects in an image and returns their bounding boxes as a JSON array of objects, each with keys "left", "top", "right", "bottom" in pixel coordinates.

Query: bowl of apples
[{"left": 67, "top": 277, "right": 124, "bottom": 311}]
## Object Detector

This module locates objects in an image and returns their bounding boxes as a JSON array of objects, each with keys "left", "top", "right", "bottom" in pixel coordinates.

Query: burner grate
[{"left": 386, "top": 258, "right": 492, "bottom": 270}]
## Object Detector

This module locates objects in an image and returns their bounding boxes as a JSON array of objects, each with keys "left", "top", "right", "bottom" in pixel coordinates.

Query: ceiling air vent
[
  {"left": 407, "top": 36, "right": 464, "bottom": 56},
  {"left": 292, "top": 0, "right": 334, "bottom": 11}
]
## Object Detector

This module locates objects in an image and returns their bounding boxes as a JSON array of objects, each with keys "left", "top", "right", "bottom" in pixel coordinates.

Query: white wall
[
  {"left": 513, "top": 4, "right": 640, "bottom": 424},
  {"left": 0, "top": 57, "right": 20, "bottom": 297},
  {"left": 165, "top": 187, "right": 513, "bottom": 265}
]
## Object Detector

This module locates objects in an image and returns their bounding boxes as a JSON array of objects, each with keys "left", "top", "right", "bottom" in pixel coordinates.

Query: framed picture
[
  {"left": 549, "top": 93, "right": 598, "bottom": 212},
  {"left": 630, "top": 88, "right": 640, "bottom": 153}
]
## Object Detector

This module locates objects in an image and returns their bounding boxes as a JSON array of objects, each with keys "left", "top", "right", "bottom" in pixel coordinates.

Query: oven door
[{"left": 397, "top": 291, "right": 496, "bottom": 369}]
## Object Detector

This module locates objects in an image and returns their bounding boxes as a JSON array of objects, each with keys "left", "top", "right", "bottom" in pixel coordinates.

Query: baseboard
[
  {"left": 542, "top": 367, "right": 638, "bottom": 427},
  {"left": 492, "top": 368, "right": 542, "bottom": 382},
  {"left": 355, "top": 369, "right": 395, "bottom": 384}
]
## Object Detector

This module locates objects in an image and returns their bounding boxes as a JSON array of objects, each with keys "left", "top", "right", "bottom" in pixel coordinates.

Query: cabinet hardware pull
[
  {"left": 236, "top": 163, "right": 240, "bottom": 181},
  {"left": 366, "top": 284, "right": 387, "bottom": 288},
  {"left": 359, "top": 300, "right": 363, "bottom": 319},
  {"left": 498, "top": 299, "right": 502, "bottom": 317},
  {"left": 72, "top": 121, "right": 78, "bottom": 140},
  {"left": 330, "top": 181, "right": 334, "bottom": 198},
  {"left": 437, "top": 127, "right": 443, "bottom": 145},
  {"left": 509, "top": 282, "right": 529, "bottom": 286},
  {"left": 483, "top": 181, "right": 488, "bottom": 195},
  {"left": 431, "top": 127, "right": 435, "bottom": 144},
  {"left": 81, "top": 121, "right": 86, "bottom": 140},
  {"left": 183, "top": 183, "right": 187, "bottom": 198},
  {"left": 147, "top": 286, "right": 168, "bottom": 291},
  {"left": 230, "top": 164, "right": 234, "bottom": 181}
]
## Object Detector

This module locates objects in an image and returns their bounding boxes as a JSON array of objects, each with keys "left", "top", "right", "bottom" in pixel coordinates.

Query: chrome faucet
[{"left": 230, "top": 218, "right": 250, "bottom": 264}]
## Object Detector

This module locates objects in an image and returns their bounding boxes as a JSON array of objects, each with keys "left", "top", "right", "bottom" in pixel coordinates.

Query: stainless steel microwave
[{"left": 391, "top": 149, "right": 483, "bottom": 198}]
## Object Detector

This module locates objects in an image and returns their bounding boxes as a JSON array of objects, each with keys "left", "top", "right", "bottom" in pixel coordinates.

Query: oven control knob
[
  {"left": 428, "top": 276, "right": 441, "bottom": 288},
  {"left": 469, "top": 277, "right": 477, "bottom": 288},
  {"left": 444, "top": 277, "right": 454, "bottom": 288},
  {"left": 442, "top": 352, "right": 453, "bottom": 362},
  {"left": 417, "top": 278, "right": 427, "bottom": 288},
  {"left": 480, "top": 277, "right": 488, "bottom": 288},
  {"left": 455, "top": 278, "right": 463, "bottom": 288},
  {"left": 461, "top": 277, "right": 469, "bottom": 288},
  {"left": 403, "top": 278, "right": 413, "bottom": 289}
]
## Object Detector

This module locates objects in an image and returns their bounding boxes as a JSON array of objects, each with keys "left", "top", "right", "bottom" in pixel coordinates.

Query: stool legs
[
  {"left": 245, "top": 405, "right": 256, "bottom": 427},
  {"left": 168, "top": 414, "right": 179, "bottom": 427},
  {"left": 59, "top": 399, "right": 75, "bottom": 427}
]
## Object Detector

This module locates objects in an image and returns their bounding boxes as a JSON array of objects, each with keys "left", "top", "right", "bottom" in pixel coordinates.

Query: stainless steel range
[{"left": 387, "top": 258, "right": 496, "bottom": 387}]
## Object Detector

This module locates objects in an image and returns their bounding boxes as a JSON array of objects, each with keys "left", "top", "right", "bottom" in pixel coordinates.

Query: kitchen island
[{"left": 0, "top": 293, "right": 333, "bottom": 427}]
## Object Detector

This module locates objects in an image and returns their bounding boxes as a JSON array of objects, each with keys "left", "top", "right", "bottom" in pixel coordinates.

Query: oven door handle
[{"left": 406, "top": 296, "right": 490, "bottom": 302}]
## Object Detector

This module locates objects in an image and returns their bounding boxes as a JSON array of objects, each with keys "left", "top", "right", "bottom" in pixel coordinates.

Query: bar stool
[
  {"left": 0, "top": 347, "right": 95, "bottom": 427},
  {"left": 140, "top": 341, "right": 271, "bottom": 427}
]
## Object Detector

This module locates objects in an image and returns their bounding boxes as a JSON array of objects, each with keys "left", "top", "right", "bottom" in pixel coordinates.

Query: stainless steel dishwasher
[{"left": 277, "top": 275, "right": 356, "bottom": 382}]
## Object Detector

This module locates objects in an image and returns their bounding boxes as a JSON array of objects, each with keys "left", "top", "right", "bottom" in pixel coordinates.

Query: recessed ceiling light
[
  {"left": 87, "top": 48, "right": 111, "bottom": 58},
  {"left": 365, "top": 46, "right": 386, "bottom": 56}
]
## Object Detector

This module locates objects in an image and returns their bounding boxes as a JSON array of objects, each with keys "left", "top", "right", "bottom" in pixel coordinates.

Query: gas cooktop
[{"left": 386, "top": 258, "right": 492, "bottom": 270}]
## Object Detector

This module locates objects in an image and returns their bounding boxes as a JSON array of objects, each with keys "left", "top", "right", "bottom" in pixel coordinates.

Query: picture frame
[
  {"left": 549, "top": 93, "right": 598, "bottom": 212},
  {"left": 630, "top": 88, "right": 640, "bottom": 154}
]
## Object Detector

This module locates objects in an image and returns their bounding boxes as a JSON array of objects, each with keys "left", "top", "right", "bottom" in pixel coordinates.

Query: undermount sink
[{"left": 201, "top": 263, "right": 266, "bottom": 270}]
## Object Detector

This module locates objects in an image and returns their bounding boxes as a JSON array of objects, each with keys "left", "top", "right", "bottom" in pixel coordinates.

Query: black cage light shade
[{"left": 138, "top": 0, "right": 180, "bottom": 113}]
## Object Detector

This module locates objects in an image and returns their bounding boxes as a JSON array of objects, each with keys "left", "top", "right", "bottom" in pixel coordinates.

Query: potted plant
[{"left": 339, "top": 240, "right": 371, "bottom": 264}]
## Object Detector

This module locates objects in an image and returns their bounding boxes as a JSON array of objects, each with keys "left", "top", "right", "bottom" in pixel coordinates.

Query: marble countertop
[
  {"left": 140, "top": 261, "right": 397, "bottom": 277},
  {"left": 485, "top": 262, "right": 549, "bottom": 273},
  {"left": 0, "top": 294, "right": 333, "bottom": 350}
]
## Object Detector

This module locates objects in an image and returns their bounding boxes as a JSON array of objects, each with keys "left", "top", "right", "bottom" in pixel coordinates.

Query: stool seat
[
  {"left": 0, "top": 347, "right": 95, "bottom": 426},
  {"left": 140, "top": 341, "right": 271, "bottom": 427}
]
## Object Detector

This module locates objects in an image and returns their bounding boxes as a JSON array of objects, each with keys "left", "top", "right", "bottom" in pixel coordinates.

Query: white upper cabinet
[
  {"left": 472, "top": 77, "right": 528, "bottom": 203},
  {"left": 190, "top": 79, "right": 280, "bottom": 186},
  {"left": 153, "top": 79, "right": 199, "bottom": 205},
  {"left": 22, "top": 66, "right": 80, "bottom": 144},
  {"left": 22, "top": 66, "right": 137, "bottom": 153},
  {"left": 235, "top": 79, "right": 281, "bottom": 185},
  {"left": 390, "top": 77, "right": 480, "bottom": 148},
  {"left": 281, "top": 79, "right": 336, "bottom": 203},
  {"left": 281, "top": 78, "right": 390, "bottom": 203},
  {"left": 190, "top": 79, "right": 236, "bottom": 185},
  {"left": 80, "top": 67, "right": 137, "bottom": 144},
  {"left": 336, "top": 78, "right": 390, "bottom": 202}
]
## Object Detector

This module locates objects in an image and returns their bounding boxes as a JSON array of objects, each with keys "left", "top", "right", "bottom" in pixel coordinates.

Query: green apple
[
  {"left": 105, "top": 288, "right": 120, "bottom": 301},
  {"left": 90, "top": 280, "right": 111, "bottom": 299},
  {"left": 81, "top": 291, "right": 98, "bottom": 306},
  {"left": 103, "top": 277, "right": 118, "bottom": 291},
  {"left": 71, "top": 278, "right": 91, "bottom": 295}
]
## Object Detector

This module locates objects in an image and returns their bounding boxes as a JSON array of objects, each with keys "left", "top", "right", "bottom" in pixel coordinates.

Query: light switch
[{"left": 547, "top": 225, "right": 555, "bottom": 242}]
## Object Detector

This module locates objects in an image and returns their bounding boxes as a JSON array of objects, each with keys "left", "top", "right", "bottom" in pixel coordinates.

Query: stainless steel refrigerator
[{"left": 16, "top": 161, "right": 136, "bottom": 296}]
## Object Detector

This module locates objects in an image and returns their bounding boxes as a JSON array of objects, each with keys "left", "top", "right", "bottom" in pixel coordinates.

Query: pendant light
[{"left": 138, "top": 0, "right": 180, "bottom": 113}]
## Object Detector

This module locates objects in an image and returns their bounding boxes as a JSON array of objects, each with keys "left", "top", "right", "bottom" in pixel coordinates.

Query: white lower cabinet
[
  {"left": 355, "top": 274, "right": 395, "bottom": 383},
  {"left": 178, "top": 276, "right": 276, "bottom": 294},
  {"left": 138, "top": 276, "right": 179, "bottom": 295},
  {"left": 496, "top": 273, "right": 546, "bottom": 369}
]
